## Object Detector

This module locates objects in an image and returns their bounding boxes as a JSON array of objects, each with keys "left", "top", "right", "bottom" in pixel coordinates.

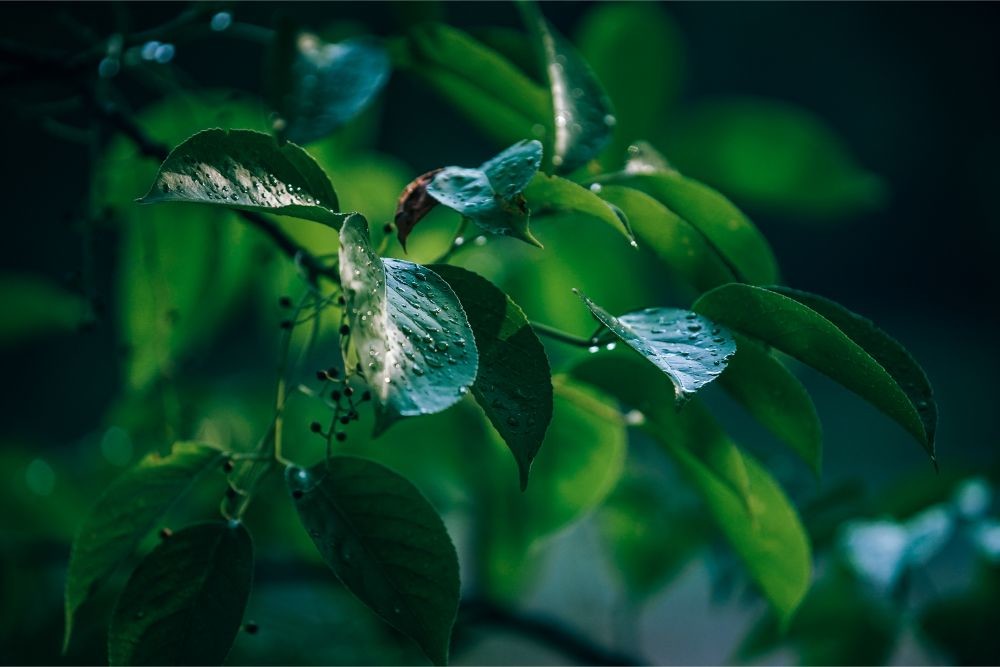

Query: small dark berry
[
  {"left": 316, "top": 370, "right": 328, "bottom": 381},
  {"left": 309, "top": 421, "right": 322, "bottom": 433},
  {"left": 361, "top": 390, "right": 372, "bottom": 402},
  {"left": 292, "top": 489, "right": 304, "bottom": 499},
  {"left": 343, "top": 387, "right": 354, "bottom": 397},
  {"left": 326, "top": 367, "right": 339, "bottom": 378},
  {"left": 339, "top": 324, "right": 350, "bottom": 335},
  {"left": 279, "top": 296, "right": 293, "bottom": 308},
  {"left": 330, "top": 390, "right": 341, "bottom": 401},
  {"left": 159, "top": 527, "right": 173, "bottom": 540},
  {"left": 382, "top": 223, "right": 394, "bottom": 234},
  {"left": 337, "top": 295, "right": 346, "bottom": 306},
  {"left": 222, "top": 459, "right": 235, "bottom": 473},
  {"left": 244, "top": 622, "right": 259, "bottom": 635},
  {"left": 339, "top": 416, "right": 350, "bottom": 425},
  {"left": 335, "top": 432, "right": 347, "bottom": 442},
  {"left": 280, "top": 319, "right": 293, "bottom": 330},
  {"left": 226, "top": 487, "right": 238, "bottom": 499}
]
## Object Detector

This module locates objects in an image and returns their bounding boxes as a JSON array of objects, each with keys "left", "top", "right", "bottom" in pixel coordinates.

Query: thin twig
[{"left": 531, "top": 320, "right": 601, "bottom": 348}]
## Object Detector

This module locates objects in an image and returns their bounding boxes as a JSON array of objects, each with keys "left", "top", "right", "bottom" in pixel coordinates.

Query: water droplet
[
  {"left": 589, "top": 183, "right": 603, "bottom": 194},
  {"left": 588, "top": 345, "right": 600, "bottom": 354}
]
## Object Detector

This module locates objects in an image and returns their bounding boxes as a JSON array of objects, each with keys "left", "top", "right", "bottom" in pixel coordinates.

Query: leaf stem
[
  {"left": 530, "top": 320, "right": 601, "bottom": 348},
  {"left": 430, "top": 217, "right": 471, "bottom": 264}
]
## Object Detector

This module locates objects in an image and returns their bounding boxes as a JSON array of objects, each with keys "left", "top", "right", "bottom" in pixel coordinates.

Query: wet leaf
[
  {"left": 523, "top": 174, "right": 636, "bottom": 245},
  {"left": 576, "top": 291, "right": 736, "bottom": 403},
  {"left": 286, "top": 457, "right": 459, "bottom": 666},
  {"left": 520, "top": 2, "right": 614, "bottom": 174},
  {"left": 339, "top": 215, "right": 478, "bottom": 435},
  {"left": 108, "top": 521, "right": 253, "bottom": 666},
  {"left": 269, "top": 30, "right": 390, "bottom": 145},
  {"left": 140, "top": 129, "right": 344, "bottom": 227},
  {"left": 64, "top": 442, "right": 223, "bottom": 650},
  {"left": 694, "top": 284, "right": 936, "bottom": 462},
  {"left": 430, "top": 265, "right": 552, "bottom": 490}
]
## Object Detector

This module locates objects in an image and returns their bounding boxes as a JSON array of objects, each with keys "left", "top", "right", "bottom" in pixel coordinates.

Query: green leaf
[
  {"left": 594, "top": 184, "right": 736, "bottom": 293},
  {"left": 599, "top": 474, "right": 707, "bottom": 603},
  {"left": 598, "top": 167, "right": 780, "bottom": 285},
  {"left": 523, "top": 173, "right": 637, "bottom": 245},
  {"left": 664, "top": 98, "right": 886, "bottom": 219},
  {"left": 693, "top": 284, "right": 936, "bottom": 462},
  {"left": 64, "top": 442, "right": 223, "bottom": 650},
  {"left": 397, "top": 23, "right": 549, "bottom": 147},
  {"left": 429, "top": 265, "right": 552, "bottom": 490},
  {"left": 426, "top": 140, "right": 543, "bottom": 247},
  {"left": 339, "top": 215, "right": 478, "bottom": 435},
  {"left": 719, "top": 334, "right": 823, "bottom": 475},
  {"left": 108, "top": 521, "right": 253, "bottom": 666},
  {"left": 572, "top": 356, "right": 811, "bottom": 622},
  {"left": 575, "top": 291, "right": 736, "bottom": 403},
  {"left": 576, "top": 3, "right": 685, "bottom": 170},
  {"left": 139, "top": 128, "right": 344, "bottom": 227},
  {"left": 520, "top": 2, "right": 615, "bottom": 173},
  {"left": 286, "top": 457, "right": 460, "bottom": 666},
  {"left": 475, "top": 378, "right": 626, "bottom": 599},
  {"left": 0, "top": 273, "right": 87, "bottom": 345},
  {"left": 268, "top": 30, "right": 390, "bottom": 145}
]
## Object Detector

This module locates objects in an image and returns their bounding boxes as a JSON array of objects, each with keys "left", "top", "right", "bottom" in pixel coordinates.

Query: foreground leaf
[
  {"left": 426, "top": 140, "right": 543, "bottom": 246},
  {"left": 286, "top": 457, "right": 460, "bottom": 666},
  {"left": 339, "top": 215, "right": 478, "bottom": 434},
  {"left": 520, "top": 2, "right": 615, "bottom": 173},
  {"left": 108, "top": 521, "right": 253, "bottom": 666},
  {"left": 140, "top": 129, "right": 344, "bottom": 227},
  {"left": 269, "top": 30, "right": 390, "bottom": 145},
  {"left": 720, "top": 334, "right": 823, "bottom": 475},
  {"left": 693, "top": 283, "right": 936, "bottom": 461},
  {"left": 523, "top": 173, "right": 636, "bottom": 245},
  {"left": 576, "top": 291, "right": 736, "bottom": 403},
  {"left": 64, "top": 442, "right": 223, "bottom": 649},
  {"left": 573, "top": 356, "right": 812, "bottom": 622},
  {"left": 431, "top": 265, "right": 552, "bottom": 490}
]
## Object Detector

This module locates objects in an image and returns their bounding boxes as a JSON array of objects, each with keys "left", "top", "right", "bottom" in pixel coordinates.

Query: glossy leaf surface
[{"left": 523, "top": 174, "right": 636, "bottom": 245}]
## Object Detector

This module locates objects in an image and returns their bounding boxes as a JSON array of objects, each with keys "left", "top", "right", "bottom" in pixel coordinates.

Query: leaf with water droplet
[
  {"left": 575, "top": 291, "right": 736, "bottom": 403},
  {"left": 140, "top": 129, "right": 345, "bottom": 227},
  {"left": 107, "top": 521, "right": 253, "bottom": 666},
  {"left": 286, "top": 458, "right": 460, "bottom": 666},
  {"left": 431, "top": 265, "right": 553, "bottom": 490},
  {"left": 520, "top": 2, "right": 614, "bottom": 174},
  {"left": 267, "top": 28, "right": 390, "bottom": 144},
  {"left": 693, "top": 284, "right": 936, "bottom": 463},
  {"left": 522, "top": 172, "right": 636, "bottom": 246},
  {"left": 64, "top": 442, "right": 224, "bottom": 652},
  {"left": 339, "top": 215, "right": 478, "bottom": 434},
  {"left": 571, "top": 355, "right": 811, "bottom": 623},
  {"left": 424, "top": 140, "right": 543, "bottom": 247}
]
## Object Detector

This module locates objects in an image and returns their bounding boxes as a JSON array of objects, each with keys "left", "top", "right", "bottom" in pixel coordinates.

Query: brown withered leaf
[{"left": 394, "top": 168, "right": 443, "bottom": 250}]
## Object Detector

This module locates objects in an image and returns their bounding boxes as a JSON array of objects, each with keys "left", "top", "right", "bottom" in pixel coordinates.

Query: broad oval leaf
[
  {"left": 693, "top": 283, "right": 935, "bottom": 461},
  {"left": 523, "top": 173, "right": 637, "bottom": 245},
  {"left": 286, "top": 457, "right": 460, "bottom": 666},
  {"left": 430, "top": 265, "right": 553, "bottom": 490},
  {"left": 270, "top": 31, "right": 390, "bottom": 145},
  {"left": 720, "top": 334, "right": 823, "bottom": 476},
  {"left": 108, "top": 521, "right": 253, "bottom": 666},
  {"left": 664, "top": 97, "right": 886, "bottom": 219},
  {"left": 572, "top": 356, "right": 812, "bottom": 622},
  {"left": 398, "top": 23, "right": 549, "bottom": 147},
  {"left": 576, "top": 291, "right": 736, "bottom": 403},
  {"left": 64, "top": 442, "right": 223, "bottom": 650},
  {"left": 139, "top": 129, "right": 344, "bottom": 227},
  {"left": 520, "top": 2, "right": 615, "bottom": 173},
  {"left": 598, "top": 168, "right": 780, "bottom": 285},
  {"left": 339, "top": 214, "right": 478, "bottom": 435},
  {"left": 425, "top": 140, "right": 543, "bottom": 247},
  {"left": 595, "top": 184, "right": 735, "bottom": 293}
]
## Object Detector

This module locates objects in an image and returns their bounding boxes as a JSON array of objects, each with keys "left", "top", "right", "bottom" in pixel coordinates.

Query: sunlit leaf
[
  {"left": 107, "top": 521, "right": 253, "bottom": 666},
  {"left": 64, "top": 442, "right": 223, "bottom": 650},
  {"left": 572, "top": 356, "right": 811, "bottom": 622},
  {"left": 524, "top": 173, "right": 636, "bottom": 245},
  {"left": 430, "top": 265, "right": 552, "bottom": 490},
  {"left": 397, "top": 23, "right": 549, "bottom": 146},
  {"left": 665, "top": 98, "right": 886, "bottom": 219},
  {"left": 140, "top": 129, "right": 344, "bottom": 227},
  {"left": 597, "top": 166, "right": 780, "bottom": 285},
  {"left": 286, "top": 457, "right": 459, "bottom": 666},
  {"left": 0, "top": 274, "right": 87, "bottom": 345},
  {"left": 693, "top": 283, "right": 936, "bottom": 462},
  {"left": 576, "top": 291, "right": 736, "bottom": 403},
  {"left": 719, "top": 334, "right": 823, "bottom": 475},
  {"left": 520, "top": 2, "right": 615, "bottom": 173},
  {"left": 339, "top": 214, "right": 478, "bottom": 435},
  {"left": 269, "top": 29, "right": 390, "bottom": 145},
  {"left": 425, "top": 140, "right": 543, "bottom": 247}
]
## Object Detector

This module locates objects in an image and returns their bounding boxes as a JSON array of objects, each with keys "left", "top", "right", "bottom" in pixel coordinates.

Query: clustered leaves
[{"left": 64, "top": 3, "right": 939, "bottom": 666}]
